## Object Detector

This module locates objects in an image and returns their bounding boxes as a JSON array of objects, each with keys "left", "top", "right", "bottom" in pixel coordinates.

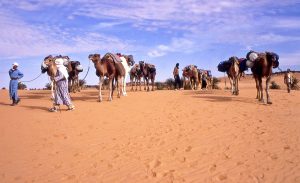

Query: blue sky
[{"left": 0, "top": 0, "right": 300, "bottom": 88}]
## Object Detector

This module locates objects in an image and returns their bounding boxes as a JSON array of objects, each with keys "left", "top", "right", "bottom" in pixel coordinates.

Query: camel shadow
[{"left": 192, "top": 95, "right": 255, "bottom": 104}]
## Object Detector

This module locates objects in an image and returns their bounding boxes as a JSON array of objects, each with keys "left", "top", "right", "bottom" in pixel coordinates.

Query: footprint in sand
[
  {"left": 146, "top": 159, "right": 162, "bottom": 177},
  {"left": 148, "top": 159, "right": 161, "bottom": 169},
  {"left": 185, "top": 146, "right": 192, "bottom": 152},
  {"left": 177, "top": 156, "right": 186, "bottom": 163},
  {"left": 210, "top": 164, "right": 217, "bottom": 172},
  {"left": 283, "top": 145, "right": 290, "bottom": 150},
  {"left": 217, "top": 174, "right": 227, "bottom": 181}
]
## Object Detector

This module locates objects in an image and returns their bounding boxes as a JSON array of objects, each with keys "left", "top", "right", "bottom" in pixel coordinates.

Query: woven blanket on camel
[
  {"left": 217, "top": 61, "right": 231, "bottom": 72},
  {"left": 103, "top": 53, "right": 122, "bottom": 63}
]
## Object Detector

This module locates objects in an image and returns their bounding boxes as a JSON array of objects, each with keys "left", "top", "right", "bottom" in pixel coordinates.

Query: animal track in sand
[
  {"left": 209, "top": 164, "right": 217, "bottom": 172},
  {"left": 217, "top": 174, "right": 227, "bottom": 181},
  {"left": 185, "top": 146, "right": 192, "bottom": 152}
]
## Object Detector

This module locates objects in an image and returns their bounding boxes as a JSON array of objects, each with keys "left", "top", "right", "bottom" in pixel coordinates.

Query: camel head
[
  {"left": 266, "top": 52, "right": 279, "bottom": 68},
  {"left": 88, "top": 54, "right": 101, "bottom": 64},
  {"left": 124, "top": 55, "right": 135, "bottom": 66},
  {"left": 229, "top": 56, "right": 239, "bottom": 65},
  {"left": 139, "top": 61, "right": 145, "bottom": 67},
  {"left": 42, "top": 55, "right": 57, "bottom": 77}
]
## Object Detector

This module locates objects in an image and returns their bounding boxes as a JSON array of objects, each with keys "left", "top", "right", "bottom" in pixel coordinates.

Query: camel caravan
[
  {"left": 218, "top": 50, "right": 279, "bottom": 104},
  {"left": 40, "top": 52, "right": 159, "bottom": 102},
  {"left": 38, "top": 49, "right": 282, "bottom": 105},
  {"left": 182, "top": 65, "right": 212, "bottom": 90}
]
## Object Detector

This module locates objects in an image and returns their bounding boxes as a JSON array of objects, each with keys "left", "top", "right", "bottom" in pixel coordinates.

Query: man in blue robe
[{"left": 9, "top": 62, "right": 24, "bottom": 106}]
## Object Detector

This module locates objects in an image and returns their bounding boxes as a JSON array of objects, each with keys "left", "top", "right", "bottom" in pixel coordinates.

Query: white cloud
[
  {"left": 273, "top": 19, "right": 300, "bottom": 29},
  {"left": 0, "top": 10, "right": 132, "bottom": 58},
  {"left": 280, "top": 52, "right": 300, "bottom": 66}
]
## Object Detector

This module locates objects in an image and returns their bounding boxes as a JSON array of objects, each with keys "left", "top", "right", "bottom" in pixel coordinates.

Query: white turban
[{"left": 55, "top": 58, "right": 69, "bottom": 79}]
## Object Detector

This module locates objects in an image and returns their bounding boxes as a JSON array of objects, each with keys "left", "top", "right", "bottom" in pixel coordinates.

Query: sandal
[
  {"left": 49, "top": 107, "right": 58, "bottom": 112},
  {"left": 67, "top": 105, "right": 75, "bottom": 111}
]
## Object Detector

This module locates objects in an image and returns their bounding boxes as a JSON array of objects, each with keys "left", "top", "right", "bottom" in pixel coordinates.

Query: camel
[
  {"left": 182, "top": 65, "right": 199, "bottom": 90},
  {"left": 88, "top": 53, "right": 125, "bottom": 102},
  {"left": 246, "top": 51, "right": 279, "bottom": 104},
  {"left": 66, "top": 61, "right": 83, "bottom": 93},
  {"left": 139, "top": 61, "right": 156, "bottom": 91},
  {"left": 130, "top": 64, "right": 143, "bottom": 91},
  {"left": 41, "top": 55, "right": 70, "bottom": 99},
  {"left": 226, "top": 57, "right": 240, "bottom": 95},
  {"left": 117, "top": 54, "right": 135, "bottom": 96},
  {"left": 198, "top": 69, "right": 212, "bottom": 90}
]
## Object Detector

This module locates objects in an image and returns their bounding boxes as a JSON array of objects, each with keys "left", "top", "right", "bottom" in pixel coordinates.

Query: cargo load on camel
[{"left": 217, "top": 60, "right": 231, "bottom": 72}]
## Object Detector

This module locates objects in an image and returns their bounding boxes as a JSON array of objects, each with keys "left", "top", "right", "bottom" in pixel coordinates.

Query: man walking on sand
[
  {"left": 284, "top": 69, "right": 294, "bottom": 93},
  {"left": 173, "top": 63, "right": 181, "bottom": 90},
  {"left": 9, "top": 62, "right": 24, "bottom": 106}
]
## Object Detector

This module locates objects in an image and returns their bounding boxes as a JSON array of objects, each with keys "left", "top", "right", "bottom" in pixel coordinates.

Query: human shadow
[
  {"left": 0, "top": 102, "right": 12, "bottom": 106},
  {"left": 20, "top": 105, "right": 49, "bottom": 111}
]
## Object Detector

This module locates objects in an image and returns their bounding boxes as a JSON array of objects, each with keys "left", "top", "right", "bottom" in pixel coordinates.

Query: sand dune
[{"left": 0, "top": 74, "right": 299, "bottom": 183}]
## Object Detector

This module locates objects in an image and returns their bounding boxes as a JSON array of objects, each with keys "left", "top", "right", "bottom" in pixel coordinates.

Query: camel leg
[
  {"left": 229, "top": 77, "right": 234, "bottom": 94},
  {"left": 151, "top": 78, "right": 155, "bottom": 91},
  {"left": 140, "top": 78, "right": 142, "bottom": 91},
  {"left": 143, "top": 77, "right": 147, "bottom": 90},
  {"left": 145, "top": 78, "right": 149, "bottom": 91},
  {"left": 123, "top": 75, "right": 127, "bottom": 96},
  {"left": 254, "top": 77, "right": 259, "bottom": 99},
  {"left": 108, "top": 78, "right": 113, "bottom": 101},
  {"left": 236, "top": 77, "right": 239, "bottom": 95},
  {"left": 98, "top": 77, "right": 104, "bottom": 102},
  {"left": 119, "top": 77, "right": 123, "bottom": 96},
  {"left": 266, "top": 76, "right": 272, "bottom": 104},
  {"left": 51, "top": 80, "right": 55, "bottom": 100},
  {"left": 117, "top": 77, "right": 121, "bottom": 98},
  {"left": 258, "top": 77, "right": 264, "bottom": 103},
  {"left": 76, "top": 78, "right": 80, "bottom": 92}
]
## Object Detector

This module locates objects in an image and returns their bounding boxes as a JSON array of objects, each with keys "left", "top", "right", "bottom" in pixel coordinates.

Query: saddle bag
[{"left": 217, "top": 61, "right": 231, "bottom": 72}]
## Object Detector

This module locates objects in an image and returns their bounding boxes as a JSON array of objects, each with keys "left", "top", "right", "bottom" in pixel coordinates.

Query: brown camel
[
  {"left": 88, "top": 53, "right": 125, "bottom": 102},
  {"left": 198, "top": 69, "right": 212, "bottom": 90},
  {"left": 130, "top": 64, "right": 143, "bottom": 91},
  {"left": 246, "top": 51, "right": 279, "bottom": 104},
  {"left": 66, "top": 61, "right": 83, "bottom": 93},
  {"left": 226, "top": 57, "right": 240, "bottom": 95},
  {"left": 182, "top": 65, "right": 199, "bottom": 90},
  {"left": 139, "top": 61, "right": 156, "bottom": 91},
  {"left": 42, "top": 55, "right": 70, "bottom": 99}
]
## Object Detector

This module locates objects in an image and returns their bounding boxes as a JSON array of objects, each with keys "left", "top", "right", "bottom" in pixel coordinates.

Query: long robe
[
  {"left": 9, "top": 69, "right": 24, "bottom": 101},
  {"left": 53, "top": 70, "right": 72, "bottom": 106}
]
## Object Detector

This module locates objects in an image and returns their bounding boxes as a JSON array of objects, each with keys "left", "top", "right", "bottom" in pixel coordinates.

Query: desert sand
[{"left": 0, "top": 74, "right": 300, "bottom": 183}]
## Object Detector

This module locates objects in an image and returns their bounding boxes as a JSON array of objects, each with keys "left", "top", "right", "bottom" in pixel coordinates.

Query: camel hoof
[{"left": 267, "top": 101, "right": 272, "bottom": 104}]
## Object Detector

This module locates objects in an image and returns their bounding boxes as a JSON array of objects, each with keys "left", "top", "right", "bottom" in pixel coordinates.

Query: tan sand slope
[{"left": 0, "top": 74, "right": 299, "bottom": 183}]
